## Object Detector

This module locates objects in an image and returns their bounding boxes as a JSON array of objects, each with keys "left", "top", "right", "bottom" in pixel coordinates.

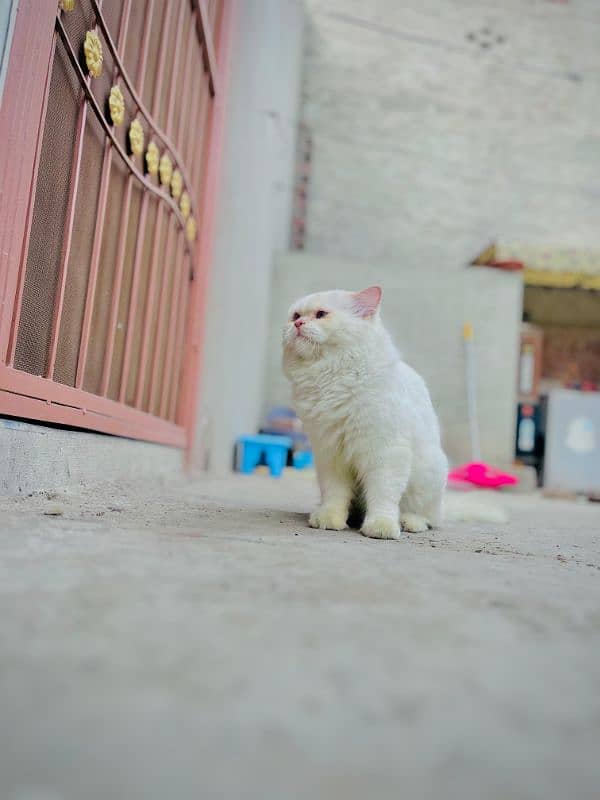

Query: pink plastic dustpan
[{"left": 448, "top": 461, "right": 519, "bottom": 490}]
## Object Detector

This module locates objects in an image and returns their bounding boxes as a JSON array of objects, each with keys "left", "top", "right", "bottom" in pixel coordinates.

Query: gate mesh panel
[
  {"left": 171, "top": 3, "right": 193, "bottom": 149},
  {"left": 82, "top": 157, "right": 128, "bottom": 395},
  {"left": 62, "top": 0, "right": 95, "bottom": 41},
  {"left": 141, "top": 3, "right": 164, "bottom": 114},
  {"left": 171, "top": 254, "right": 192, "bottom": 423},
  {"left": 123, "top": 0, "right": 148, "bottom": 87},
  {"left": 106, "top": 179, "right": 142, "bottom": 401},
  {"left": 140, "top": 208, "right": 168, "bottom": 412},
  {"left": 102, "top": 0, "right": 123, "bottom": 42},
  {"left": 149, "top": 218, "right": 177, "bottom": 417},
  {"left": 14, "top": 39, "right": 81, "bottom": 377},
  {"left": 157, "top": 1, "right": 182, "bottom": 133},
  {"left": 9, "top": 0, "right": 214, "bottom": 433},
  {"left": 54, "top": 110, "right": 104, "bottom": 386},
  {"left": 124, "top": 196, "right": 158, "bottom": 405}
]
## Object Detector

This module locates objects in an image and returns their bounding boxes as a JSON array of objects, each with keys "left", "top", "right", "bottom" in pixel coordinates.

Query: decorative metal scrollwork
[
  {"left": 179, "top": 191, "right": 191, "bottom": 219},
  {"left": 84, "top": 30, "right": 103, "bottom": 78},
  {"left": 170, "top": 169, "right": 183, "bottom": 200},
  {"left": 146, "top": 141, "right": 159, "bottom": 176},
  {"left": 55, "top": 12, "right": 197, "bottom": 253},
  {"left": 108, "top": 85, "right": 124, "bottom": 126},
  {"left": 186, "top": 217, "right": 197, "bottom": 242},
  {"left": 159, "top": 153, "right": 173, "bottom": 187},
  {"left": 62, "top": 16, "right": 197, "bottom": 251},
  {"left": 129, "top": 118, "right": 144, "bottom": 157}
]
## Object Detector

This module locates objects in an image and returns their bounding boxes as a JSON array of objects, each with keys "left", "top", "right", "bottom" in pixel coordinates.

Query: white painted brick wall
[
  {"left": 265, "top": 252, "right": 523, "bottom": 466},
  {"left": 302, "top": 0, "right": 600, "bottom": 267}
]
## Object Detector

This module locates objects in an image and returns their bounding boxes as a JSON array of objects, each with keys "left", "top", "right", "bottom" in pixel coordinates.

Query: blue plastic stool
[
  {"left": 236, "top": 434, "right": 293, "bottom": 478},
  {"left": 292, "top": 450, "right": 313, "bottom": 470}
]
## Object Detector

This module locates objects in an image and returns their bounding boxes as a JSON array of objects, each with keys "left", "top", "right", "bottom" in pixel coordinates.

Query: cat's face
[{"left": 282, "top": 286, "right": 382, "bottom": 358}]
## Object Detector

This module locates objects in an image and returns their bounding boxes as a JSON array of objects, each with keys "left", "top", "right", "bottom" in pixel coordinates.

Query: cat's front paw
[
  {"left": 361, "top": 516, "right": 401, "bottom": 540},
  {"left": 400, "top": 513, "right": 430, "bottom": 533},
  {"left": 309, "top": 506, "right": 348, "bottom": 531}
]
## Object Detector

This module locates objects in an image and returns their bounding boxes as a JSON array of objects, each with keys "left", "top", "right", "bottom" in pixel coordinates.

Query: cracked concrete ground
[{"left": 1, "top": 471, "right": 599, "bottom": 800}]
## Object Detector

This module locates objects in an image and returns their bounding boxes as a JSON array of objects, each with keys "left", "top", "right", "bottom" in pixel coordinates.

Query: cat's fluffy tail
[{"left": 443, "top": 491, "right": 508, "bottom": 524}]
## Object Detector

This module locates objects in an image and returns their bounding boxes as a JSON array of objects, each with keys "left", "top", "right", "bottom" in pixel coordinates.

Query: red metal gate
[{"left": 0, "top": 0, "right": 229, "bottom": 448}]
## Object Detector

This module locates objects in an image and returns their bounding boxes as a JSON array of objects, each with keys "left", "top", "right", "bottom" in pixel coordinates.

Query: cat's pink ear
[{"left": 352, "top": 286, "right": 382, "bottom": 318}]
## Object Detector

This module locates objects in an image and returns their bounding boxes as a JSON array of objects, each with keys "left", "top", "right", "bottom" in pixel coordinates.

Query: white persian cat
[{"left": 282, "top": 286, "right": 449, "bottom": 539}]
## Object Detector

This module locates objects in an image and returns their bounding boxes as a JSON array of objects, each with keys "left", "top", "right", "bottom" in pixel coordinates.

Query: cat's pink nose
[{"left": 294, "top": 318, "right": 304, "bottom": 329}]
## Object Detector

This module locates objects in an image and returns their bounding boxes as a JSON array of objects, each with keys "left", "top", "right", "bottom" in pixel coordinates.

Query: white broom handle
[{"left": 463, "top": 323, "right": 482, "bottom": 462}]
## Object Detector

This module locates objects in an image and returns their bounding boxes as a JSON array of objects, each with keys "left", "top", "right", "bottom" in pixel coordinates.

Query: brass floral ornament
[
  {"left": 179, "top": 191, "right": 191, "bottom": 219},
  {"left": 146, "top": 141, "right": 159, "bottom": 176},
  {"left": 186, "top": 216, "right": 197, "bottom": 242},
  {"left": 60, "top": 0, "right": 76, "bottom": 10},
  {"left": 108, "top": 85, "right": 124, "bottom": 126},
  {"left": 83, "top": 30, "right": 103, "bottom": 78},
  {"left": 128, "top": 118, "right": 144, "bottom": 157},
  {"left": 159, "top": 153, "right": 173, "bottom": 187},
  {"left": 170, "top": 169, "right": 183, "bottom": 199}
]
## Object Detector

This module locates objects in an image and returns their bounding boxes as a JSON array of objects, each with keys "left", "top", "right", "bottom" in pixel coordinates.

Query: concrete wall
[
  {"left": 265, "top": 252, "right": 523, "bottom": 466},
  {"left": 0, "top": 418, "right": 182, "bottom": 496},
  {"left": 301, "top": 0, "right": 600, "bottom": 268},
  {"left": 193, "top": 0, "right": 304, "bottom": 473}
]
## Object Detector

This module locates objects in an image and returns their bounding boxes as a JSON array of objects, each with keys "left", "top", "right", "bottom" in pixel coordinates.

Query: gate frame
[{"left": 0, "top": 0, "right": 232, "bottom": 451}]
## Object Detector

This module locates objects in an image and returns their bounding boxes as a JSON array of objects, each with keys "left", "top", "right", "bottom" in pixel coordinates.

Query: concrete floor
[{"left": 1, "top": 471, "right": 599, "bottom": 800}]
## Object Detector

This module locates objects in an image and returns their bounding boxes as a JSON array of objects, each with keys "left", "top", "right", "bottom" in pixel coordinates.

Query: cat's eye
[
  {"left": 292, "top": 312, "right": 301, "bottom": 321},
  {"left": 316, "top": 310, "right": 328, "bottom": 319}
]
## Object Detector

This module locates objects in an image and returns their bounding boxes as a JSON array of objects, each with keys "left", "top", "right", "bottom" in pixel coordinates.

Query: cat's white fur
[{"left": 282, "top": 286, "right": 449, "bottom": 539}]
